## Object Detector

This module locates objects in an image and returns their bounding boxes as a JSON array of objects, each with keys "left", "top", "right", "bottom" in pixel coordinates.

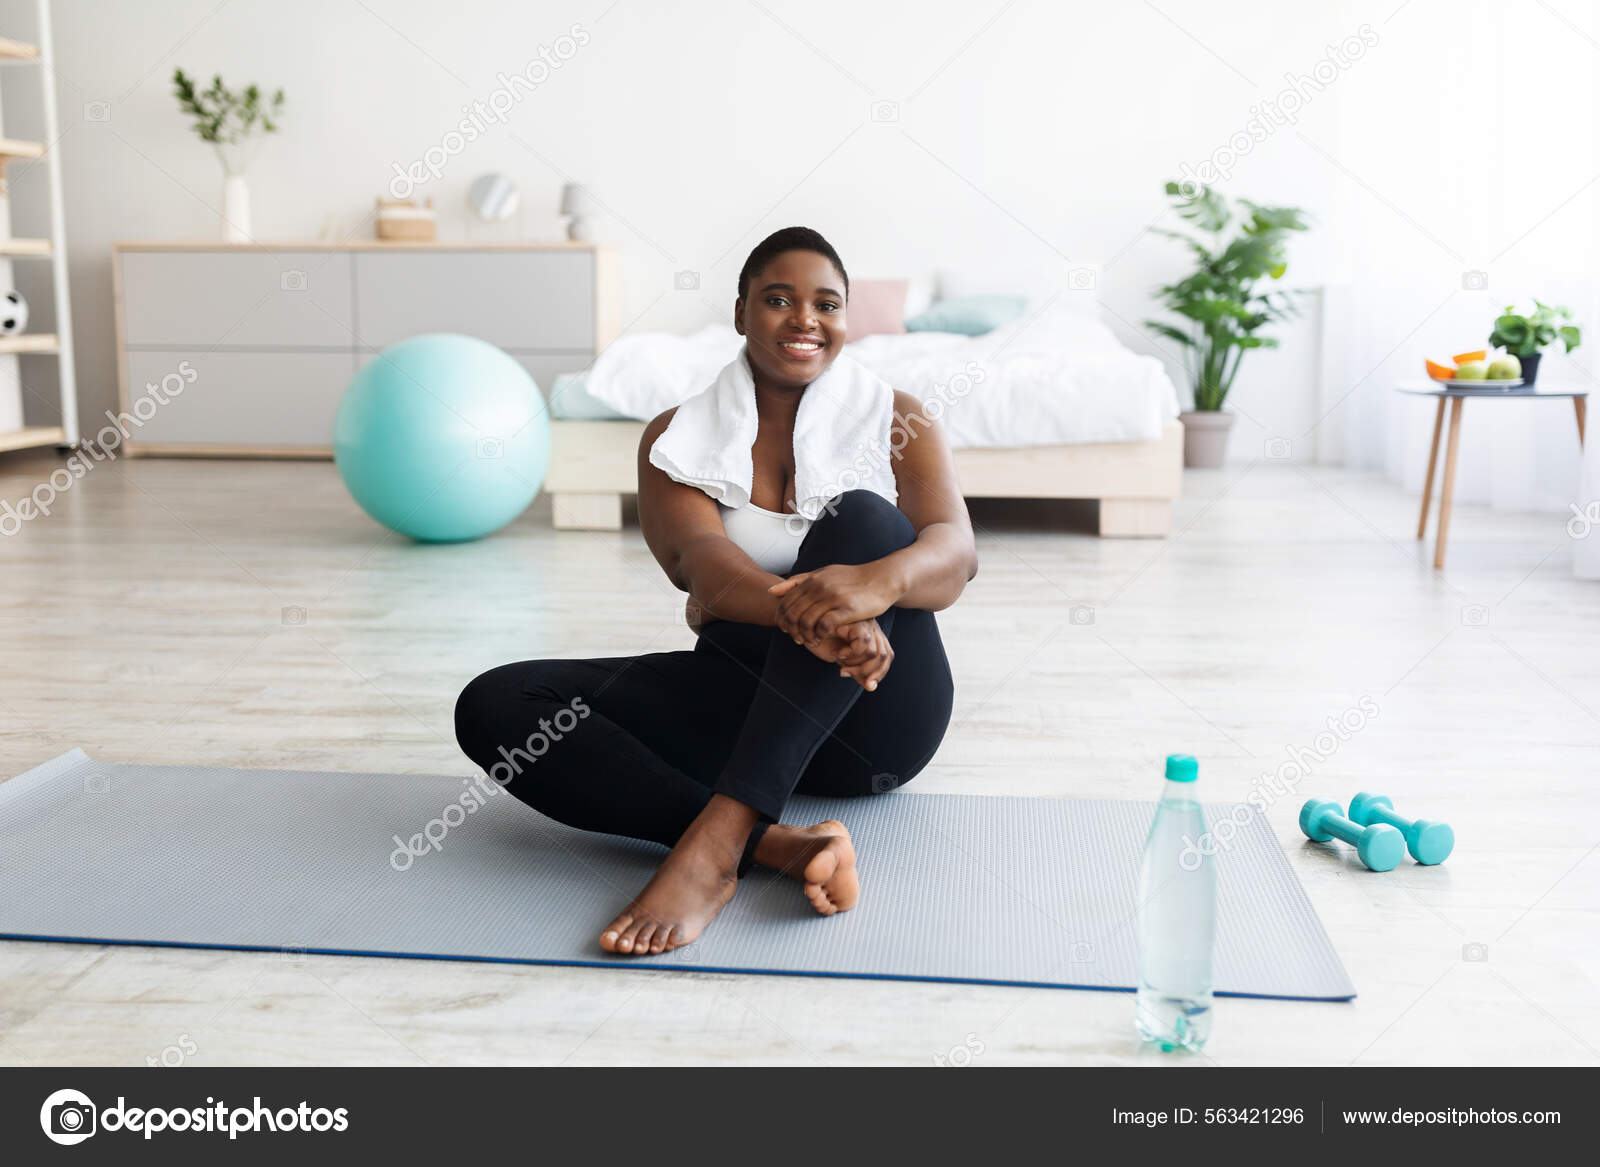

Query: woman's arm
[
  {"left": 637, "top": 409, "right": 785, "bottom": 627},
  {"left": 771, "top": 390, "right": 978, "bottom": 642},
  {"left": 640, "top": 411, "right": 894, "bottom": 688}
]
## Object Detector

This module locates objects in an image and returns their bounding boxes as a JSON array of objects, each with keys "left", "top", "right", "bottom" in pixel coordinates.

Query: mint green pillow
[{"left": 904, "top": 294, "right": 1027, "bottom": 336}]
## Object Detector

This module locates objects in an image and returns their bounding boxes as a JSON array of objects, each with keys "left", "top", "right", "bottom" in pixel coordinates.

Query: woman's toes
[
  {"left": 600, "top": 915, "right": 633, "bottom": 952},
  {"left": 650, "top": 926, "right": 673, "bottom": 954}
]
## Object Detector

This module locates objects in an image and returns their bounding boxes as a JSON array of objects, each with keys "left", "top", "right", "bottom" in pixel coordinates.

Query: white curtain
[{"left": 1319, "top": 0, "right": 1597, "bottom": 537}]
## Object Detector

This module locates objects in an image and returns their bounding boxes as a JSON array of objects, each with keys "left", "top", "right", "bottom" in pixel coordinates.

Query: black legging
[{"left": 453, "top": 490, "right": 954, "bottom": 872}]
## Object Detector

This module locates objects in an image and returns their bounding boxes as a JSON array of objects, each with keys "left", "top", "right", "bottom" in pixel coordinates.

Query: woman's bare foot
[
  {"left": 754, "top": 820, "right": 859, "bottom": 915},
  {"left": 599, "top": 827, "right": 741, "bottom": 956}
]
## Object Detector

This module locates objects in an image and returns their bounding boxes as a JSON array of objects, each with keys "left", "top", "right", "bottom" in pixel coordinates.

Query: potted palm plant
[{"left": 1146, "top": 182, "right": 1310, "bottom": 467}]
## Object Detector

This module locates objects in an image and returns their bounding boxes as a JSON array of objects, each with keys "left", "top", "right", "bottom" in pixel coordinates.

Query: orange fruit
[
  {"left": 1425, "top": 359, "right": 1455, "bottom": 380},
  {"left": 1452, "top": 349, "right": 1487, "bottom": 365}
]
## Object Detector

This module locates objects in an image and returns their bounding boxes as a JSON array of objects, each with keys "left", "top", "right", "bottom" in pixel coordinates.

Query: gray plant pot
[{"left": 1179, "top": 410, "right": 1235, "bottom": 468}]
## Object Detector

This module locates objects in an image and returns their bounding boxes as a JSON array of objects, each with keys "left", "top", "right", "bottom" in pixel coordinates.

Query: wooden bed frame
[{"left": 545, "top": 418, "right": 1185, "bottom": 537}]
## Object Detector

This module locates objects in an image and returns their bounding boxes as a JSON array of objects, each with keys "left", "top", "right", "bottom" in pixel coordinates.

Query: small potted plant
[
  {"left": 1146, "top": 182, "right": 1309, "bottom": 467},
  {"left": 1487, "top": 301, "right": 1581, "bottom": 387},
  {"left": 172, "top": 69, "right": 285, "bottom": 242}
]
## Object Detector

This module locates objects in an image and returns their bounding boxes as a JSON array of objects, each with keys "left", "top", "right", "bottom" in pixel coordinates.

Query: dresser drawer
[
  {"left": 353, "top": 249, "right": 594, "bottom": 351},
  {"left": 119, "top": 250, "right": 355, "bottom": 349},
  {"left": 123, "top": 350, "right": 355, "bottom": 450}
]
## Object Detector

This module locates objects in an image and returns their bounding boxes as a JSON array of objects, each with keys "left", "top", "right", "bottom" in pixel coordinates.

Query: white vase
[{"left": 221, "top": 173, "right": 251, "bottom": 242}]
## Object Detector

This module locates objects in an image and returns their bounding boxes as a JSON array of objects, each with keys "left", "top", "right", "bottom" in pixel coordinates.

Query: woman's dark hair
[{"left": 736, "top": 226, "right": 849, "bottom": 300}]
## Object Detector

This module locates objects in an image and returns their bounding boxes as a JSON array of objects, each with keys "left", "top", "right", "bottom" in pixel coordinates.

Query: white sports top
[{"left": 718, "top": 502, "right": 812, "bottom": 575}]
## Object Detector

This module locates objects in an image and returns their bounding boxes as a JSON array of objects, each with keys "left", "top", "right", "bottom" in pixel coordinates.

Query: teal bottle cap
[{"left": 1165, "top": 754, "right": 1198, "bottom": 782}]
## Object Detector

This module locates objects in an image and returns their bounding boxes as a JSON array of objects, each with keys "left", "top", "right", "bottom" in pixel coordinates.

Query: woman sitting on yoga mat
[{"left": 454, "top": 226, "right": 977, "bottom": 956}]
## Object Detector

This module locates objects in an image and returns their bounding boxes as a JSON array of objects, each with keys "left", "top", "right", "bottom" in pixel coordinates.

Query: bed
[{"left": 544, "top": 300, "right": 1185, "bottom": 536}]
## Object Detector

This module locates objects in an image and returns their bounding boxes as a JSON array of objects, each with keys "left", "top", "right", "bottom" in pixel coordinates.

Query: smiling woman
[
  {"left": 454, "top": 226, "right": 978, "bottom": 958},
  {"left": 736, "top": 227, "right": 850, "bottom": 381}
]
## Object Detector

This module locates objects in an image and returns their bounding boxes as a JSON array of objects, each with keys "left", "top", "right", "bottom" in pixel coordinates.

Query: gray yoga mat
[{"left": 0, "top": 750, "right": 1354, "bottom": 1000}]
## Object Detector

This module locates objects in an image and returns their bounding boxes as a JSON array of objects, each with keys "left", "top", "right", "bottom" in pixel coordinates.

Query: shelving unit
[
  {"left": 0, "top": 136, "right": 43, "bottom": 160},
  {"left": 0, "top": 331, "right": 56, "bottom": 354},
  {"left": 0, "top": 424, "right": 59, "bottom": 451},
  {"left": 0, "top": 37, "right": 39, "bottom": 62},
  {"left": 0, "top": 236, "right": 48, "bottom": 256},
  {"left": 0, "top": 0, "right": 77, "bottom": 453}
]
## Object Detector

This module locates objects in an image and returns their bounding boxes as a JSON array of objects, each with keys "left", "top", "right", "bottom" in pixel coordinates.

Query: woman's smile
[{"left": 776, "top": 334, "right": 827, "bottom": 361}]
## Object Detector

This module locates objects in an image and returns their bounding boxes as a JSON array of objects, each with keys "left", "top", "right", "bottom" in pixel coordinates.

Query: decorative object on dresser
[
  {"left": 0, "top": 0, "right": 79, "bottom": 457},
  {"left": 1146, "top": 181, "right": 1310, "bottom": 468},
  {"left": 560, "top": 183, "right": 594, "bottom": 241},
  {"left": 171, "top": 68, "right": 285, "bottom": 243},
  {"left": 112, "top": 241, "right": 618, "bottom": 456},
  {"left": 468, "top": 173, "right": 521, "bottom": 222},
  {"left": 375, "top": 197, "right": 437, "bottom": 242}
]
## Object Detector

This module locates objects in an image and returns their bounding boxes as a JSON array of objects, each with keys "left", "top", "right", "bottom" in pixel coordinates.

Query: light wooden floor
[{"left": 1, "top": 450, "right": 1596, "bottom": 1066}]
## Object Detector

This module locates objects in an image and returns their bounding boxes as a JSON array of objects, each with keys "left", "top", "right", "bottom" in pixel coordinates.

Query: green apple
[
  {"left": 1455, "top": 359, "right": 1490, "bottom": 381},
  {"left": 1486, "top": 353, "right": 1522, "bottom": 380}
]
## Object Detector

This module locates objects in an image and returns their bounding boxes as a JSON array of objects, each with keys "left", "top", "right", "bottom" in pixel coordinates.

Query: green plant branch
[
  {"left": 1145, "top": 181, "right": 1309, "bottom": 412},
  {"left": 173, "top": 68, "right": 284, "bottom": 146}
]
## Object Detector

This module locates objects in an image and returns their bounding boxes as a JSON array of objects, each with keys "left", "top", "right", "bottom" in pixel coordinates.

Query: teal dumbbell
[
  {"left": 1298, "top": 798, "right": 1406, "bottom": 872},
  {"left": 1348, "top": 792, "right": 1454, "bottom": 866}
]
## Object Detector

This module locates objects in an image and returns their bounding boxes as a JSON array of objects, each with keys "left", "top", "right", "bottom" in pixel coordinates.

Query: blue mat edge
[{"left": 0, "top": 933, "right": 1357, "bottom": 1002}]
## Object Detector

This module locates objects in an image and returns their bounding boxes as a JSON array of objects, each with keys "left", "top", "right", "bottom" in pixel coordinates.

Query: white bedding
[{"left": 568, "top": 304, "right": 1180, "bottom": 448}]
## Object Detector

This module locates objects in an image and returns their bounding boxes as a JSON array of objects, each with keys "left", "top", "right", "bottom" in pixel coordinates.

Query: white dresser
[{"left": 112, "top": 241, "right": 619, "bottom": 456}]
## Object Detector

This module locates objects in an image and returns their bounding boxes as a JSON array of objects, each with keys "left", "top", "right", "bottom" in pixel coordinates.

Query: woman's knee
[
  {"left": 797, "top": 489, "right": 915, "bottom": 567},
  {"left": 453, "top": 662, "right": 531, "bottom": 756}
]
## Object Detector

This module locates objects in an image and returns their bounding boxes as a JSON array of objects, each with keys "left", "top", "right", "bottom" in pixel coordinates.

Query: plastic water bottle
[{"left": 1135, "top": 753, "right": 1216, "bottom": 1052}]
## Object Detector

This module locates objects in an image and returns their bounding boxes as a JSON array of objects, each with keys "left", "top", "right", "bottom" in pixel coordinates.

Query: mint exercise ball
[{"left": 333, "top": 333, "right": 549, "bottom": 543}]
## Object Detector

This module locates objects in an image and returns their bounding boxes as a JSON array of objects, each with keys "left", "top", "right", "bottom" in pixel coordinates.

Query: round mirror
[{"left": 468, "top": 173, "right": 521, "bottom": 222}]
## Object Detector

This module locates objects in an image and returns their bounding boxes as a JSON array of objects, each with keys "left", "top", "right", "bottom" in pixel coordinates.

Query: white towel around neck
[{"left": 648, "top": 346, "right": 899, "bottom": 521}]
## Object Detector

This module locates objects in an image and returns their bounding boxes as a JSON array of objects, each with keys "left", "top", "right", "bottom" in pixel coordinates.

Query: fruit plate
[{"left": 1428, "top": 376, "right": 1525, "bottom": 388}]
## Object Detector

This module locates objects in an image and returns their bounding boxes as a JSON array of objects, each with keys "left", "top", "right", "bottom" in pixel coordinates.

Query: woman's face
[{"left": 734, "top": 249, "right": 847, "bottom": 390}]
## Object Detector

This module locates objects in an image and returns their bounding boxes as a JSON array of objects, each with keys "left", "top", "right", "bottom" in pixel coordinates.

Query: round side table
[{"left": 1396, "top": 382, "right": 1587, "bottom": 569}]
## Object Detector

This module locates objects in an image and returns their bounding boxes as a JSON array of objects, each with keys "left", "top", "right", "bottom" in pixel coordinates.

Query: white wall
[
  {"left": 1, "top": 0, "right": 1347, "bottom": 453},
  {"left": 2, "top": 0, "right": 1591, "bottom": 495}
]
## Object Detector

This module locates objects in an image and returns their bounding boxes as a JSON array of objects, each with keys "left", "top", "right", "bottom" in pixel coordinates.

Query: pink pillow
[{"left": 846, "top": 279, "right": 908, "bottom": 341}]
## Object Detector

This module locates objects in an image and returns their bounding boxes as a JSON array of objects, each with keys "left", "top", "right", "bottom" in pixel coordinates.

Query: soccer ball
[{"left": 0, "top": 291, "right": 27, "bottom": 335}]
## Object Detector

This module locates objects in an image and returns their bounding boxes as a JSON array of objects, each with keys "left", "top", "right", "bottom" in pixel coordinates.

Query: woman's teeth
[{"left": 780, "top": 341, "right": 821, "bottom": 352}]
